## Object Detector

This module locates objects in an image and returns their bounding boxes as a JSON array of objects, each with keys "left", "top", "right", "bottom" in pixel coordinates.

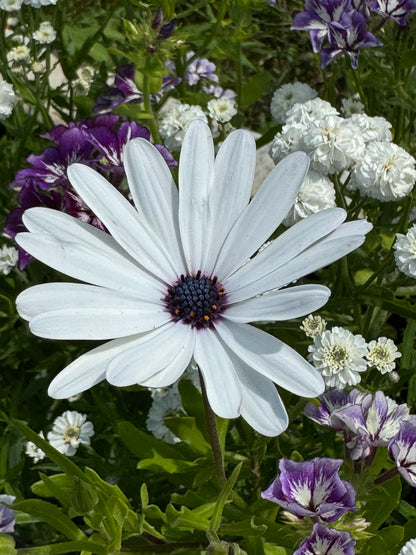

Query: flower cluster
[
  {"left": 394, "top": 224, "right": 416, "bottom": 278},
  {"left": 292, "top": 0, "right": 416, "bottom": 68},
  {"left": 269, "top": 92, "right": 416, "bottom": 206}
]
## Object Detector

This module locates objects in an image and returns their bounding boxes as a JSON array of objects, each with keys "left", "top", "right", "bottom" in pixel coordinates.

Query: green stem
[
  {"left": 199, "top": 370, "right": 226, "bottom": 486},
  {"left": 374, "top": 466, "right": 399, "bottom": 485},
  {"left": 142, "top": 72, "right": 161, "bottom": 144}
]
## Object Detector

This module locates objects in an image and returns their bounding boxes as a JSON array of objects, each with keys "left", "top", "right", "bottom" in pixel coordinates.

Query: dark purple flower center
[{"left": 164, "top": 271, "right": 226, "bottom": 329}]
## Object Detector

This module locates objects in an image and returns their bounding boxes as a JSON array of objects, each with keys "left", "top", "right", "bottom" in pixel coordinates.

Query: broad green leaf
[
  {"left": 240, "top": 72, "right": 273, "bottom": 106},
  {"left": 165, "top": 416, "right": 210, "bottom": 455},
  {"left": 138, "top": 454, "right": 198, "bottom": 474},
  {"left": 178, "top": 380, "right": 207, "bottom": 436},
  {"left": 363, "top": 476, "right": 402, "bottom": 531},
  {"left": 264, "top": 546, "right": 288, "bottom": 555},
  {"left": 118, "top": 421, "right": 186, "bottom": 460},
  {"left": 31, "top": 473, "right": 73, "bottom": 508},
  {"left": 219, "top": 517, "right": 267, "bottom": 537},
  {"left": 0, "top": 534, "right": 16, "bottom": 555},
  {"left": 165, "top": 503, "right": 211, "bottom": 531},
  {"left": 13, "top": 499, "right": 85, "bottom": 540},
  {"left": 362, "top": 525, "right": 404, "bottom": 554}
]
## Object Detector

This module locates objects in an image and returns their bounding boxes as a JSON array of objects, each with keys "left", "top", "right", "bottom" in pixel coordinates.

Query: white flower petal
[
  {"left": 16, "top": 282, "right": 162, "bottom": 320},
  {"left": 225, "top": 284, "right": 331, "bottom": 323},
  {"left": 217, "top": 320, "right": 325, "bottom": 398},
  {"left": 203, "top": 130, "right": 256, "bottom": 272},
  {"left": 238, "top": 366, "right": 289, "bottom": 436},
  {"left": 178, "top": 120, "right": 215, "bottom": 273},
  {"left": 124, "top": 139, "right": 186, "bottom": 276},
  {"left": 140, "top": 329, "right": 196, "bottom": 388},
  {"left": 48, "top": 335, "right": 144, "bottom": 399},
  {"left": 16, "top": 231, "right": 164, "bottom": 299},
  {"left": 194, "top": 330, "right": 243, "bottom": 419},
  {"left": 213, "top": 151, "right": 310, "bottom": 278},
  {"left": 67, "top": 163, "right": 178, "bottom": 282},
  {"left": 106, "top": 322, "right": 191, "bottom": 387},
  {"left": 225, "top": 207, "right": 346, "bottom": 299}
]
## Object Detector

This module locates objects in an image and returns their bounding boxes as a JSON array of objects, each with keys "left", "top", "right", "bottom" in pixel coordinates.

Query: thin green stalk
[
  {"left": 142, "top": 72, "right": 161, "bottom": 144},
  {"left": 199, "top": 370, "right": 226, "bottom": 486}
]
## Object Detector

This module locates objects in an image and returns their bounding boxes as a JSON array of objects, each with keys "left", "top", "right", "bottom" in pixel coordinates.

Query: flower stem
[
  {"left": 199, "top": 370, "right": 226, "bottom": 486},
  {"left": 374, "top": 466, "right": 399, "bottom": 484}
]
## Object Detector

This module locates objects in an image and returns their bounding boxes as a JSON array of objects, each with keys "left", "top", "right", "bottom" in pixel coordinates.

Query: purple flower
[
  {"left": 0, "top": 495, "right": 16, "bottom": 533},
  {"left": 388, "top": 418, "right": 416, "bottom": 487},
  {"left": 203, "top": 84, "right": 237, "bottom": 99},
  {"left": 291, "top": 0, "right": 353, "bottom": 53},
  {"left": 321, "top": 10, "right": 382, "bottom": 68},
  {"left": 336, "top": 391, "right": 409, "bottom": 460},
  {"left": 294, "top": 523, "right": 356, "bottom": 555},
  {"left": 304, "top": 388, "right": 370, "bottom": 431},
  {"left": 184, "top": 51, "right": 219, "bottom": 86},
  {"left": 370, "top": 0, "right": 416, "bottom": 25},
  {"left": 261, "top": 458, "right": 357, "bottom": 522},
  {"left": 352, "top": 0, "right": 372, "bottom": 17}
]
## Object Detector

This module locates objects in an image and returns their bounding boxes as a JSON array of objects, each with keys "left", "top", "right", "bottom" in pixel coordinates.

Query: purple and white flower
[
  {"left": 261, "top": 457, "right": 357, "bottom": 521},
  {"left": 370, "top": 0, "right": 416, "bottom": 25},
  {"left": 304, "top": 388, "right": 370, "bottom": 430},
  {"left": 15, "top": 121, "right": 371, "bottom": 436},
  {"left": 388, "top": 419, "right": 416, "bottom": 487},
  {"left": 0, "top": 494, "right": 16, "bottom": 533},
  {"left": 294, "top": 523, "right": 356, "bottom": 555}
]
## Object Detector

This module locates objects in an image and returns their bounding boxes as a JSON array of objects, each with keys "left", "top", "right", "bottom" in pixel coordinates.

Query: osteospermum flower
[
  {"left": 47, "top": 410, "right": 94, "bottom": 456},
  {"left": 394, "top": 224, "right": 416, "bottom": 278},
  {"left": 308, "top": 327, "right": 368, "bottom": 389},
  {"left": 261, "top": 457, "right": 357, "bottom": 522},
  {"left": 15, "top": 120, "right": 371, "bottom": 437}
]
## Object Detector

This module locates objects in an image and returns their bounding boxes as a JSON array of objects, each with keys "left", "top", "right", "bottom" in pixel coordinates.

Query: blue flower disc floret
[{"left": 165, "top": 270, "right": 226, "bottom": 329}]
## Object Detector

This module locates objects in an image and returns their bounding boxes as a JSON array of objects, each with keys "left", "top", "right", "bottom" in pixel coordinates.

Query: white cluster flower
[
  {"left": 366, "top": 337, "right": 401, "bottom": 374},
  {"left": 207, "top": 98, "right": 237, "bottom": 123},
  {"left": 25, "top": 432, "right": 46, "bottom": 463},
  {"left": 302, "top": 115, "right": 365, "bottom": 174},
  {"left": 7, "top": 44, "right": 31, "bottom": 72},
  {"left": 0, "top": 82, "right": 17, "bottom": 119},
  {"left": 270, "top": 82, "right": 317, "bottom": 124},
  {"left": 286, "top": 98, "right": 338, "bottom": 126},
  {"left": 0, "top": 244, "right": 18, "bottom": 274},
  {"left": 24, "top": 0, "right": 58, "bottom": 6},
  {"left": 341, "top": 96, "right": 365, "bottom": 117},
  {"left": 349, "top": 114, "right": 392, "bottom": 143},
  {"left": 146, "top": 387, "right": 183, "bottom": 444},
  {"left": 394, "top": 224, "right": 416, "bottom": 278},
  {"left": 300, "top": 314, "right": 327, "bottom": 338},
  {"left": 33, "top": 21, "right": 56, "bottom": 44},
  {"left": 308, "top": 326, "right": 368, "bottom": 389},
  {"left": 283, "top": 170, "right": 336, "bottom": 226},
  {"left": 47, "top": 411, "right": 94, "bottom": 456},
  {"left": 350, "top": 142, "right": 416, "bottom": 201},
  {"left": 72, "top": 65, "right": 95, "bottom": 97},
  {"left": 31, "top": 60, "right": 45, "bottom": 74},
  {"left": 399, "top": 539, "right": 416, "bottom": 555},
  {"left": 269, "top": 122, "right": 305, "bottom": 164},
  {"left": 0, "top": 0, "right": 23, "bottom": 10},
  {"left": 159, "top": 102, "right": 208, "bottom": 151}
]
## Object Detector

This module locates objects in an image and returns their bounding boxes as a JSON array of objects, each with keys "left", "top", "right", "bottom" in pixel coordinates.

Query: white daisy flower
[
  {"left": 159, "top": 102, "right": 208, "bottom": 151},
  {"left": 207, "top": 98, "right": 237, "bottom": 123},
  {"left": 0, "top": 0, "right": 23, "bottom": 11},
  {"left": 0, "top": 244, "right": 18, "bottom": 274},
  {"left": 32, "top": 21, "right": 56, "bottom": 45},
  {"left": 399, "top": 538, "right": 416, "bottom": 555},
  {"left": 300, "top": 314, "right": 327, "bottom": 338},
  {"left": 146, "top": 387, "right": 183, "bottom": 444},
  {"left": 366, "top": 337, "right": 401, "bottom": 374},
  {"left": 7, "top": 44, "right": 30, "bottom": 64},
  {"left": 47, "top": 410, "right": 94, "bottom": 456},
  {"left": 308, "top": 327, "right": 368, "bottom": 389},
  {"left": 15, "top": 120, "right": 372, "bottom": 437},
  {"left": 285, "top": 98, "right": 338, "bottom": 127},
  {"left": 25, "top": 431, "right": 46, "bottom": 463},
  {"left": 394, "top": 224, "right": 416, "bottom": 278},
  {"left": 350, "top": 142, "right": 416, "bottom": 201},
  {"left": 282, "top": 170, "right": 336, "bottom": 226},
  {"left": 270, "top": 82, "right": 318, "bottom": 124}
]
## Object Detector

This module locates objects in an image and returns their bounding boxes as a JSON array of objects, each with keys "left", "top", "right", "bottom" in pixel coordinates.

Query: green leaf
[
  {"left": 362, "top": 525, "right": 404, "bottom": 555},
  {"left": 31, "top": 473, "right": 73, "bottom": 509},
  {"left": 359, "top": 287, "right": 416, "bottom": 319},
  {"left": 165, "top": 416, "right": 210, "bottom": 455},
  {"left": 240, "top": 72, "right": 272, "bottom": 107},
  {"left": 178, "top": 380, "right": 207, "bottom": 436},
  {"left": 0, "top": 534, "right": 16, "bottom": 555},
  {"left": 165, "top": 503, "right": 211, "bottom": 531},
  {"left": 210, "top": 463, "right": 242, "bottom": 532},
  {"left": 137, "top": 453, "right": 198, "bottom": 474},
  {"left": 219, "top": 517, "right": 267, "bottom": 537},
  {"left": 13, "top": 499, "right": 85, "bottom": 540},
  {"left": 118, "top": 421, "right": 186, "bottom": 460},
  {"left": 363, "top": 476, "right": 402, "bottom": 531}
]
